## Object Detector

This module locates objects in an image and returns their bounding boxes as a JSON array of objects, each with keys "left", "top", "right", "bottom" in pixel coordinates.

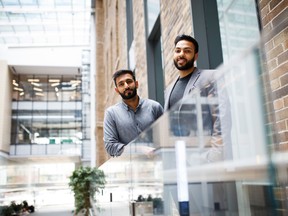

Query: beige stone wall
[
  {"left": 95, "top": 0, "right": 141, "bottom": 165},
  {"left": 0, "top": 60, "right": 12, "bottom": 153},
  {"left": 259, "top": 0, "right": 288, "bottom": 149},
  {"left": 132, "top": 1, "right": 148, "bottom": 98},
  {"left": 95, "top": 0, "right": 107, "bottom": 166},
  {"left": 95, "top": 0, "right": 151, "bottom": 166},
  {"left": 102, "top": 0, "right": 128, "bottom": 107}
]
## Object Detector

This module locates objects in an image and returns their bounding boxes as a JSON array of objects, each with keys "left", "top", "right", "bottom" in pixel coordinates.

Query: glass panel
[
  {"left": 13, "top": 25, "right": 29, "bottom": 32},
  {"left": 11, "top": 74, "right": 82, "bottom": 146},
  {"left": 0, "top": 0, "right": 91, "bottom": 46},
  {"left": 0, "top": 25, "right": 14, "bottom": 32},
  {"left": 0, "top": 12, "right": 9, "bottom": 21},
  {"left": 25, "top": 13, "right": 42, "bottom": 21},
  {"left": 4, "top": 36, "right": 18, "bottom": 44},
  {"left": 19, "top": 36, "right": 33, "bottom": 44},
  {"left": 55, "top": 0, "right": 71, "bottom": 7},
  {"left": 97, "top": 21, "right": 281, "bottom": 215},
  {"left": 29, "top": 25, "right": 44, "bottom": 32},
  {"left": 216, "top": 0, "right": 260, "bottom": 63},
  {"left": 38, "top": 0, "right": 55, "bottom": 7},
  {"left": 9, "top": 13, "right": 25, "bottom": 22},
  {"left": 2, "top": 0, "right": 19, "bottom": 6},
  {"left": 145, "top": 0, "right": 160, "bottom": 35},
  {"left": 20, "top": 0, "right": 38, "bottom": 6},
  {"left": 18, "top": 118, "right": 33, "bottom": 144}
]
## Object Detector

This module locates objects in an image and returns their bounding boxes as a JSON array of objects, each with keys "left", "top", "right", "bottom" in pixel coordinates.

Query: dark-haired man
[
  {"left": 165, "top": 34, "right": 231, "bottom": 162},
  {"left": 104, "top": 69, "right": 163, "bottom": 157},
  {"left": 165, "top": 34, "right": 200, "bottom": 110}
]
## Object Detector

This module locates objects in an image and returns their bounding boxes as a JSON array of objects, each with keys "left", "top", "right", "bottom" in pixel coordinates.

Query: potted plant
[
  {"left": 69, "top": 166, "right": 106, "bottom": 216},
  {"left": 0, "top": 204, "right": 14, "bottom": 216}
]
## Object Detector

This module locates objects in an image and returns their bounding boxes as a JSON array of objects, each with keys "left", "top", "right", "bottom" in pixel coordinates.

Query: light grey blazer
[{"left": 164, "top": 68, "right": 217, "bottom": 111}]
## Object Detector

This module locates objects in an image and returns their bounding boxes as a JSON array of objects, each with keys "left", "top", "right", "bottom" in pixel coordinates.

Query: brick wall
[
  {"left": 95, "top": 0, "right": 288, "bottom": 165},
  {"left": 94, "top": 0, "right": 193, "bottom": 165},
  {"left": 95, "top": 0, "right": 107, "bottom": 166},
  {"left": 160, "top": 0, "right": 193, "bottom": 86},
  {"left": 259, "top": 0, "right": 288, "bottom": 149},
  {"left": 94, "top": 0, "right": 150, "bottom": 165},
  {"left": 132, "top": 1, "right": 149, "bottom": 98}
]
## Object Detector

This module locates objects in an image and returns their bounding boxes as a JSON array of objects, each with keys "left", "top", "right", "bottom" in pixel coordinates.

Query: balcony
[{"left": 94, "top": 22, "right": 287, "bottom": 216}]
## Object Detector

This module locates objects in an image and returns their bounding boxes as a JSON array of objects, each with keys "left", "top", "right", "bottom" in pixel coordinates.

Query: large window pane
[
  {"left": 11, "top": 74, "right": 82, "bottom": 146},
  {"left": 216, "top": 0, "right": 260, "bottom": 62}
]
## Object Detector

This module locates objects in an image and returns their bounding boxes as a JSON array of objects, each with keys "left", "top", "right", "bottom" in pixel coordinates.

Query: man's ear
[
  {"left": 195, "top": 52, "right": 199, "bottom": 61},
  {"left": 115, "top": 87, "right": 119, "bottom": 94},
  {"left": 135, "top": 80, "right": 139, "bottom": 88}
]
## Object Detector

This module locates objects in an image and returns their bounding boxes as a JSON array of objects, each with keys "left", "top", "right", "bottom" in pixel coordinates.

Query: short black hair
[
  {"left": 174, "top": 34, "right": 199, "bottom": 53},
  {"left": 113, "top": 69, "right": 136, "bottom": 86}
]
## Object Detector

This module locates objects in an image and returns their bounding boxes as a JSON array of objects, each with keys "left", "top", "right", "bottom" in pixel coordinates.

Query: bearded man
[
  {"left": 164, "top": 34, "right": 231, "bottom": 162},
  {"left": 103, "top": 69, "right": 163, "bottom": 157}
]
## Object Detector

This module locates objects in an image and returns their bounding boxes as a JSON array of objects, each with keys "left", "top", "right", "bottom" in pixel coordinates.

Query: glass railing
[{"left": 95, "top": 18, "right": 287, "bottom": 216}]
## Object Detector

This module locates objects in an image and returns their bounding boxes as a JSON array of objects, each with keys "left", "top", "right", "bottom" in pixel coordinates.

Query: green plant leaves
[{"left": 69, "top": 166, "right": 106, "bottom": 216}]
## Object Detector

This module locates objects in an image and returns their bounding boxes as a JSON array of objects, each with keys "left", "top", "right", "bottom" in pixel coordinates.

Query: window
[{"left": 11, "top": 74, "right": 82, "bottom": 145}]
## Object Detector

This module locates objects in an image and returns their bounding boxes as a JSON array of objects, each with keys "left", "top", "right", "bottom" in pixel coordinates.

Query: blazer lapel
[{"left": 183, "top": 68, "right": 201, "bottom": 96}]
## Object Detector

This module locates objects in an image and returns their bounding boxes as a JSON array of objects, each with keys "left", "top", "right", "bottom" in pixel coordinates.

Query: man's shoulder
[
  {"left": 143, "top": 98, "right": 162, "bottom": 106},
  {"left": 106, "top": 102, "right": 123, "bottom": 112}
]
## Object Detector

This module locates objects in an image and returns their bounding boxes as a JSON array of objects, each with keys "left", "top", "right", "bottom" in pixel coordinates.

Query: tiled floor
[
  {"left": 32, "top": 204, "right": 74, "bottom": 216},
  {"left": 31, "top": 202, "right": 130, "bottom": 216}
]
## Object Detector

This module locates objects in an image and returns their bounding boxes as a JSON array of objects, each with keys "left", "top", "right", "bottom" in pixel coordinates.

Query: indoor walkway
[
  {"left": 30, "top": 201, "right": 129, "bottom": 216},
  {"left": 32, "top": 203, "right": 74, "bottom": 216}
]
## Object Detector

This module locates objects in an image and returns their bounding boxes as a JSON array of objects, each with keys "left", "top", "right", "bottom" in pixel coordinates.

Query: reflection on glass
[
  {"left": 216, "top": 0, "right": 260, "bottom": 62},
  {"left": 145, "top": 0, "right": 160, "bottom": 35},
  {"left": 97, "top": 29, "right": 279, "bottom": 215}
]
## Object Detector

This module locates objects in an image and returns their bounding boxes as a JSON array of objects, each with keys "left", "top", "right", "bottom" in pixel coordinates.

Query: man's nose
[
  {"left": 178, "top": 50, "right": 185, "bottom": 57},
  {"left": 124, "top": 82, "right": 129, "bottom": 88}
]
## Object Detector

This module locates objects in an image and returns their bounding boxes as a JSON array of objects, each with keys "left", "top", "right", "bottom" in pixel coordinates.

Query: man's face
[
  {"left": 115, "top": 73, "right": 138, "bottom": 100},
  {"left": 173, "top": 40, "right": 198, "bottom": 71}
]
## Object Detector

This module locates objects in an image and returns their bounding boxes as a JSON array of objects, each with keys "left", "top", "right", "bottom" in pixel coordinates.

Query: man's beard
[
  {"left": 174, "top": 57, "right": 195, "bottom": 70},
  {"left": 119, "top": 88, "right": 137, "bottom": 100}
]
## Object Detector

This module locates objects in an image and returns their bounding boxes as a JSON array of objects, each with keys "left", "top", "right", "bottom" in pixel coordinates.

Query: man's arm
[
  {"left": 154, "top": 102, "right": 164, "bottom": 119},
  {"left": 103, "top": 109, "right": 125, "bottom": 157}
]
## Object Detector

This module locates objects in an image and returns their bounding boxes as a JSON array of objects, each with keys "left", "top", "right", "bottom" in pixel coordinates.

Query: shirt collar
[{"left": 121, "top": 96, "right": 143, "bottom": 111}]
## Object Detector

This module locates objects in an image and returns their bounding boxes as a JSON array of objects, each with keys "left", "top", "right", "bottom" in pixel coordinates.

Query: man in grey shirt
[{"left": 103, "top": 69, "right": 164, "bottom": 157}]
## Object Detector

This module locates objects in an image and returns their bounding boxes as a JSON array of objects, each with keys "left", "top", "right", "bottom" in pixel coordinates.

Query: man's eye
[
  {"left": 118, "top": 83, "right": 124, "bottom": 87},
  {"left": 184, "top": 50, "right": 192, "bottom": 53},
  {"left": 175, "top": 49, "right": 193, "bottom": 54}
]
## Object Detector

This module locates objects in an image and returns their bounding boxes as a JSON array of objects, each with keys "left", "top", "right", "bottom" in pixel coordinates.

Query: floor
[
  {"left": 30, "top": 201, "right": 130, "bottom": 216},
  {"left": 32, "top": 204, "right": 75, "bottom": 216}
]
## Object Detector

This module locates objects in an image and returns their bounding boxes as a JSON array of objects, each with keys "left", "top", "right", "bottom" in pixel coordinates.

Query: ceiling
[
  {"left": 11, "top": 65, "right": 80, "bottom": 75},
  {"left": 0, "top": 0, "right": 93, "bottom": 75},
  {"left": 0, "top": 0, "right": 93, "bottom": 47}
]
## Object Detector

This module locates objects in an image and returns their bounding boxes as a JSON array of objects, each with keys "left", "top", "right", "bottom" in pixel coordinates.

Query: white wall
[{"left": 0, "top": 46, "right": 84, "bottom": 67}]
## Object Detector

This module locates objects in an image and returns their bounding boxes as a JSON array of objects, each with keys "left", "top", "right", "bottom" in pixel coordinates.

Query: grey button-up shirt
[{"left": 103, "top": 97, "right": 163, "bottom": 157}]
